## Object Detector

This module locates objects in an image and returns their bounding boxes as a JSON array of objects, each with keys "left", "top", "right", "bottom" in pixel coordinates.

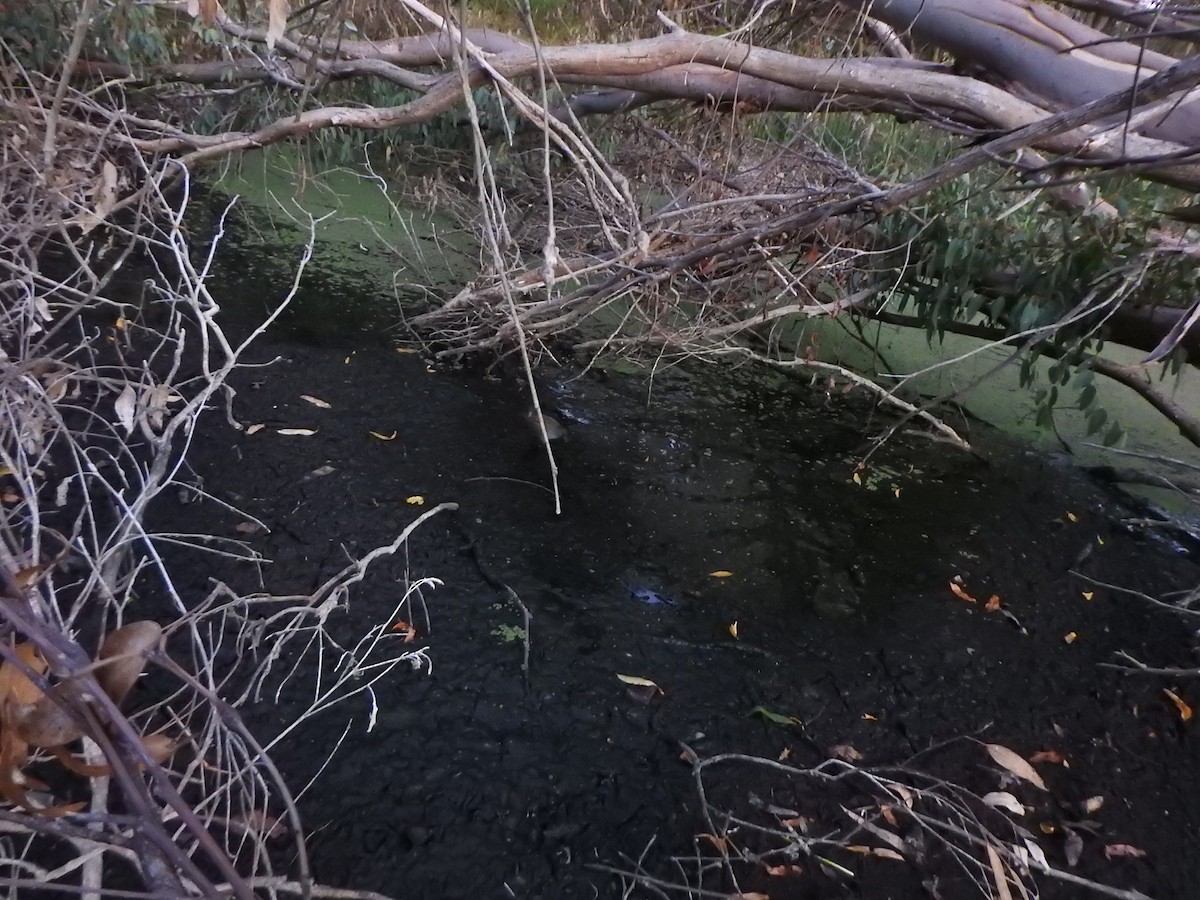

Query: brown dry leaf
[
  {"left": 872, "top": 848, "right": 905, "bottom": 862},
  {"left": 697, "top": 833, "right": 729, "bottom": 853},
  {"left": 234, "top": 522, "right": 261, "bottom": 535},
  {"left": 880, "top": 805, "right": 898, "bottom": 827},
  {"left": 14, "top": 565, "right": 49, "bottom": 589},
  {"left": 1027, "top": 748, "right": 1065, "bottom": 763},
  {"left": 765, "top": 864, "right": 803, "bottom": 877},
  {"left": 277, "top": 428, "right": 317, "bottom": 436},
  {"left": 709, "top": 570, "right": 734, "bottom": 578},
  {"left": 0, "top": 643, "right": 48, "bottom": 706},
  {"left": 985, "top": 744, "right": 1047, "bottom": 791},
  {"left": 985, "top": 594, "right": 1002, "bottom": 612},
  {"left": 1029, "top": 750, "right": 1065, "bottom": 765},
  {"left": 1104, "top": 843, "right": 1147, "bottom": 860},
  {"left": 779, "top": 815, "right": 809, "bottom": 831},
  {"left": 678, "top": 745, "right": 699, "bottom": 765},
  {"left": 2, "top": 490, "right": 21, "bottom": 504},
  {"left": 1163, "top": 688, "right": 1193, "bottom": 722},
  {"left": 391, "top": 621, "right": 418, "bottom": 643},
  {"left": 95, "top": 621, "right": 162, "bottom": 705},
  {"left": 830, "top": 744, "right": 863, "bottom": 762},
  {"left": 300, "top": 395, "right": 332, "bottom": 409},
  {"left": 617, "top": 674, "right": 660, "bottom": 690},
  {"left": 950, "top": 582, "right": 977, "bottom": 603},
  {"left": 732, "top": 894, "right": 769, "bottom": 900}
]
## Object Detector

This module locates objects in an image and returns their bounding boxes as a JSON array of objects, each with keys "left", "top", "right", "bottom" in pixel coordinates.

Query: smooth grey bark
[{"left": 853, "top": 0, "right": 1200, "bottom": 144}]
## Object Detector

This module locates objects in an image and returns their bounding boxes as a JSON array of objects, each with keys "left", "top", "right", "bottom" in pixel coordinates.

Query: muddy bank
[{"left": 151, "top": 313, "right": 1200, "bottom": 898}]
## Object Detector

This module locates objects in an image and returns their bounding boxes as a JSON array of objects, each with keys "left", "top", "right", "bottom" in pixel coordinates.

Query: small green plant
[{"left": 491, "top": 624, "right": 527, "bottom": 644}]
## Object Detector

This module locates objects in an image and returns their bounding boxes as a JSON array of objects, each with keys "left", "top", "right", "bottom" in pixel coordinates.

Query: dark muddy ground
[{"left": 150, "top": 307, "right": 1200, "bottom": 900}]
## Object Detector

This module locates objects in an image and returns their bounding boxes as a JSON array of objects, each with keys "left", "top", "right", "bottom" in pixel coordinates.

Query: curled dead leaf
[
  {"left": 950, "top": 581, "right": 977, "bottom": 603},
  {"left": 96, "top": 621, "right": 162, "bottom": 705},
  {"left": 1163, "top": 688, "right": 1193, "bottom": 722},
  {"left": 1104, "top": 843, "right": 1147, "bottom": 860}
]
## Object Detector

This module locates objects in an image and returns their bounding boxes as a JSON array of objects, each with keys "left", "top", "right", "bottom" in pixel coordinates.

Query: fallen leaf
[
  {"left": 1104, "top": 843, "right": 1147, "bottom": 860},
  {"left": 1163, "top": 688, "right": 1193, "bottom": 722},
  {"left": 830, "top": 744, "right": 863, "bottom": 762},
  {"left": 985, "top": 594, "right": 1002, "bottom": 611},
  {"left": 307, "top": 465, "right": 335, "bottom": 478},
  {"left": 982, "top": 791, "right": 1026, "bottom": 816},
  {"left": 749, "top": 706, "right": 801, "bottom": 727},
  {"left": 1066, "top": 511, "right": 1078, "bottom": 523},
  {"left": 617, "top": 674, "right": 660, "bottom": 689},
  {"left": 728, "top": 621, "right": 739, "bottom": 639},
  {"left": 732, "top": 894, "right": 768, "bottom": 900},
  {"left": 114, "top": 384, "right": 136, "bottom": 435},
  {"left": 2, "top": 490, "right": 21, "bottom": 503},
  {"left": 862, "top": 712, "right": 877, "bottom": 721},
  {"left": 950, "top": 582, "right": 977, "bottom": 603},
  {"left": 765, "top": 864, "right": 803, "bottom": 877},
  {"left": 880, "top": 805, "right": 898, "bottom": 827},
  {"left": 709, "top": 570, "right": 734, "bottom": 578},
  {"left": 986, "top": 844, "right": 1016, "bottom": 900},
  {"left": 1065, "top": 829, "right": 1084, "bottom": 868},
  {"left": 391, "top": 621, "right": 418, "bottom": 643},
  {"left": 395, "top": 347, "right": 420, "bottom": 354},
  {"left": 847, "top": 846, "right": 904, "bottom": 861},
  {"left": 234, "top": 522, "right": 261, "bottom": 535},
  {"left": 777, "top": 746, "right": 792, "bottom": 761},
  {"left": 985, "top": 744, "right": 1047, "bottom": 791},
  {"left": 406, "top": 496, "right": 425, "bottom": 505},
  {"left": 697, "top": 833, "right": 729, "bottom": 853},
  {"left": 246, "top": 423, "right": 265, "bottom": 435},
  {"left": 779, "top": 816, "right": 809, "bottom": 831},
  {"left": 1081, "top": 591, "right": 1095, "bottom": 601},
  {"left": 1029, "top": 750, "right": 1064, "bottom": 765},
  {"left": 1082, "top": 795, "right": 1104, "bottom": 814},
  {"left": 852, "top": 471, "right": 863, "bottom": 485},
  {"left": 893, "top": 487, "right": 902, "bottom": 499},
  {"left": 277, "top": 428, "right": 316, "bottom": 436},
  {"left": 1064, "top": 631, "right": 1078, "bottom": 644},
  {"left": 371, "top": 430, "right": 398, "bottom": 441},
  {"left": 300, "top": 395, "right": 332, "bottom": 409},
  {"left": 679, "top": 745, "right": 699, "bottom": 765}
]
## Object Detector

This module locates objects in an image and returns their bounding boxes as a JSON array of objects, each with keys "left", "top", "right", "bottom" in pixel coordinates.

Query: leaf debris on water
[{"left": 300, "top": 395, "right": 332, "bottom": 409}]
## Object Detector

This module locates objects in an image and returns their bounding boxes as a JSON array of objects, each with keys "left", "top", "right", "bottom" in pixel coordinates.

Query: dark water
[{"left": 150, "top": 196, "right": 1200, "bottom": 899}]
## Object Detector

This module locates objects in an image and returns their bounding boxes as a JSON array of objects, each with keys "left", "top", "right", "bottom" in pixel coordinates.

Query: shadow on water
[{"left": 151, "top": 182, "right": 1200, "bottom": 899}]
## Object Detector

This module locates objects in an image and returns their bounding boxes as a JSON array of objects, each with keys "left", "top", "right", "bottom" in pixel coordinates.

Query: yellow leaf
[
  {"left": 1082, "top": 591, "right": 1094, "bottom": 601},
  {"left": 1164, "top": 688, "right": 1193, "bottom": 722},
  {"left": 1066, "top": 511, "right": 1078, "bottom": 523},
  {"left": 1064, "top": 631, "right": 1078, "bottom": 644},
  {"left": 894, "top": 487, "right": 901, "bottom": 499},
  {"left": 728, "top": 621, "right": 739, "bottom": 639},
  {"left": 852, "top": 471, "right": 862, "bottom": 485},
  {"left": 709, "top": 570, "right": 734, "bottom": 578},
  {"left": 406, "top": 496, "right": 425, "bottom": 506},
  {"left": 300, "top": 395, "right": 332, "bottom": 409},
  {"left": 370, "top": 430, "right": 398, "bottom": 441},
  {"left": 277, "top": 428, "right": 316, "bottom": 436}
]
